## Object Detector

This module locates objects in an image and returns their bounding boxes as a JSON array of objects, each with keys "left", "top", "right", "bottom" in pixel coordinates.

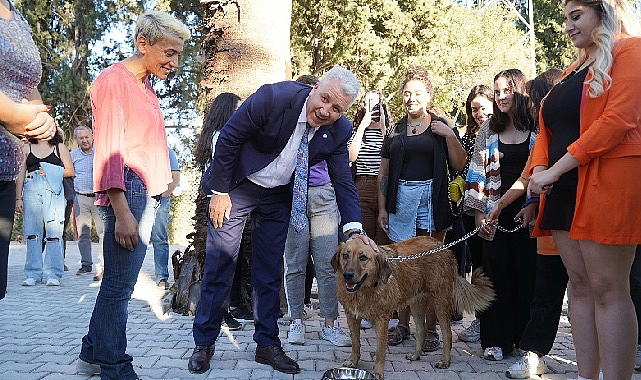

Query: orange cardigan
[{"left": 531, "top": 36, "right": 641, "bottom": 245}]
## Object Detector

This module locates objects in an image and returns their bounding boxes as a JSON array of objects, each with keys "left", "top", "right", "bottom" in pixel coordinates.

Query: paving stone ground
[{"left": 0, "top": 242, "right": 638, "bottom": 380}]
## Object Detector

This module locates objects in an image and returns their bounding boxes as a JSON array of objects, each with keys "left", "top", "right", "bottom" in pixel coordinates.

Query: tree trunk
[{"left": 172, "top": 0, "right": 292, "bottom": 315}]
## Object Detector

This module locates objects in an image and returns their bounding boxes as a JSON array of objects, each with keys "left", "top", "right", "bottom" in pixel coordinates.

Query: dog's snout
[{"left": 343, "top": 271, "right": 354, "bottom": 282}]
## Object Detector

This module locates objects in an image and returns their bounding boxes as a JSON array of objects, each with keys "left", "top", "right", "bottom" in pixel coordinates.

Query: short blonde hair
[{"left": 134, "top": 11, "right": 191, "bottom": 46}]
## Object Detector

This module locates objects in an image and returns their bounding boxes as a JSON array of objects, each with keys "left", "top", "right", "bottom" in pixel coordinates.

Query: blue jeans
[
  {"left": 388, "top": 179, "right": 435, "bottom": 242},
  {"left": 80, "top": 168, "right": 158, "bottom": 380},
  {"left": 23, "top": 173, "right": 65, "bottom": 281},
  {"left": 151, "top": 195, "right": 170, "bottom": 282},
  {"left": 284, "top": 183, "right": 340, "bottom": 319}
]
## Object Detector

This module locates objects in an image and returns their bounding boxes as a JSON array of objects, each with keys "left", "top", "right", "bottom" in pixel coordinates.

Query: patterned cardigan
[{"left": 463, "top": 121, "right": 537, "bottom": 223}]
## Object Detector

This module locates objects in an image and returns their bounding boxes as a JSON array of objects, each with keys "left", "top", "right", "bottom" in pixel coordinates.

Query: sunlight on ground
[{"left": 131, "top": 272, "right": 173, "bottom": 321}]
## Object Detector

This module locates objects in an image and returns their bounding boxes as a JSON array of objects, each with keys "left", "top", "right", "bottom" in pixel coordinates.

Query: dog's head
[{"left": 331, "top": 239, "right": 393, "bottom": 292}]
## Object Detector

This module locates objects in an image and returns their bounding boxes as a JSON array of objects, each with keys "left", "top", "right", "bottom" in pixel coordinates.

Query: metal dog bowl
[{"left": 321, "top": 367, "right": 376, "bottom": 380}]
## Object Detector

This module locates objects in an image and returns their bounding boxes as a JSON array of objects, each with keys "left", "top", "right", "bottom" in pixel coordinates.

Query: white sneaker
[
  {"left": 506, "top": 351, "right": 548, "bottom": 378},
  {"left": 636, "top": 344, "right": 641, "bottom": 370},
  {"left": 360, "top": 319, "right": 374, "bottom": 329},
  {"left": 321, "top": 320, "right": 352, "bottom": 347},
  {"left": 46, "top": 278, "right": 60, "bottom": 286},
  {"left": 22, "top": 278, "right": 37, "bottom": 286},
  {"left": 484, "top": 346, "right": 503, "bottom": 361},
  {"left": 77, "top": 358, "right": 100, "bottom": 375},
  {"left": 288, "top": 319, "right": 305, "bottom": 345},
  {"left": 458, "top": 319, "right": 480, "bottom": 342}
]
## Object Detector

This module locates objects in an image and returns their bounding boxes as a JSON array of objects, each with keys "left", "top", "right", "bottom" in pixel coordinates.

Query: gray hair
[
  {"left": 134, "top": 11, "right": 191, "bottom": 46},
  {"left": 320, "top": 66, "right": 361, "bottom": 108},
  {"left": 73, "top": 125, "right": 92, "bottom": 137}
]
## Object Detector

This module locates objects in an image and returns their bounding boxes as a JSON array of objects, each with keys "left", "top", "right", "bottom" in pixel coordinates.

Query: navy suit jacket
[{"left": 202, "top": 81, "right": 361, "bottom": 227}]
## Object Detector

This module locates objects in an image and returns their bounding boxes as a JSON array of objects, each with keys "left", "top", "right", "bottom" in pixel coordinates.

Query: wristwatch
[{"left": 347, "top": 229, "right": 366, "bottom": 239}]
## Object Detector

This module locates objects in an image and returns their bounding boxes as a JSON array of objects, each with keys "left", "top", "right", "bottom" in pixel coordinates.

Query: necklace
[
  {"left": 407, "top": 115, "right": 426, "bottom": 134},
  {"left": 560, "top": 56, "right": 592, "bottom": 84}
]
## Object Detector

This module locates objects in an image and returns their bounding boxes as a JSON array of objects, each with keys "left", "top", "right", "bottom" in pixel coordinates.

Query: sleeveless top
[
  {"left": 26, "top": 144, "right": 63, "bottom": 173},
  {"left": 0, "top": 0, "right": 43, "bottom": 181}
]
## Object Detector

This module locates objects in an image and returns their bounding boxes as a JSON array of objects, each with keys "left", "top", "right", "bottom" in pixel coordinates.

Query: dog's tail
[{"left": 453, "top": 268, "right": 495, "bottom": 315}]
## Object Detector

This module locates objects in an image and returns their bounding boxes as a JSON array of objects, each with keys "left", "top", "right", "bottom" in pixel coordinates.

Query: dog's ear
[
  {"left": 376, "top": 246, "right": 393, "bottom": 284},
  {"left": 331, "top": 242, "right": 345, "bottom": 272}
]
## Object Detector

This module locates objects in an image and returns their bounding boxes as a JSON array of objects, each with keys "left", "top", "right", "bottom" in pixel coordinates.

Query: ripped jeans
[{"left": 22, "top": 173, "right": 66, "bottom": 282}]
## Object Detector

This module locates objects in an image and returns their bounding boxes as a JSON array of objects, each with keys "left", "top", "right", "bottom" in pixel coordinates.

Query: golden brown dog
[{"left": 331, "top": 236, "right": 494, "bottom": 379}]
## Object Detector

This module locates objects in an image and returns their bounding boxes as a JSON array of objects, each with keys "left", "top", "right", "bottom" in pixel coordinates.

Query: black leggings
[{"left": 0, "top": 181, "right": 17, "bottom": 300}]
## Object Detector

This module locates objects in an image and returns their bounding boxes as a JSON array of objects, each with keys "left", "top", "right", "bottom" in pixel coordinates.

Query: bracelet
[
  {"left": 521, "top": 196, "right": 540, "bottom": 209},
  {"left": 348, "top": 229, "right": 365, "bottom": 239}
]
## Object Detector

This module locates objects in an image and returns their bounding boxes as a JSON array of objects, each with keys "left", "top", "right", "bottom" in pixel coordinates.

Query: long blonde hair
[{"left": 567, "top": 0, "right": 641, "bottom": 97}]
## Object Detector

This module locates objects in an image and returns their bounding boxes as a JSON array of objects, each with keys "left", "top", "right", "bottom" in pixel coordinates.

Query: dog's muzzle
[{"left": 343, "top": 272, "right": 367, "bottom": 292}]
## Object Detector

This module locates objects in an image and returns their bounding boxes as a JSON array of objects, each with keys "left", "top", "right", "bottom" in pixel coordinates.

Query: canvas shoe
[
  {"left": 77, "top": 358, "right": 100, "bottom": 375},
  {"left": 506, "top": 351, "right": 548, "bottom": 378},
  {"left": 288, "top": 319, "right": 305, "bottom": 345},
  {"left": 483, "top": 346, "right": 503, "bottom": 361},
  {"left": 458, "top": 319, "right": 480, "bottom": 342},
  {"left": 321, "top": 320, "right": 352, "bottom": 347}
]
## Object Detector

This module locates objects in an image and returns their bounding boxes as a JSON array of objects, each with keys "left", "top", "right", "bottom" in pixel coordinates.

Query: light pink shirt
[{"left": 91, "top": 63, "right": 171, "bottom": 206}]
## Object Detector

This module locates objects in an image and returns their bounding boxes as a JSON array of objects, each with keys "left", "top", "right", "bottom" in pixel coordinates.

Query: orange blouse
[{"left": 531, "top": 36, "right": 641, "bottom": 245}]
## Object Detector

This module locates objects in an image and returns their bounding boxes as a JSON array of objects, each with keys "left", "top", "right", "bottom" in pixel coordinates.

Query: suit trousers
[{"left": 193, "top": 180, "right": 291, "bottom": 347}]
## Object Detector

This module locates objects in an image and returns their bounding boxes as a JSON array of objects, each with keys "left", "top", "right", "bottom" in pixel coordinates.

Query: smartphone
[{"left": 366, "top": 93, "right": 379, "bottom": 113}]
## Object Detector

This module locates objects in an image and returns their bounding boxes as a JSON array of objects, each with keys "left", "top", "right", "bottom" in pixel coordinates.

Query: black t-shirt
[{"left": 400, "top": 131, "right": 435, "bottom": 180}]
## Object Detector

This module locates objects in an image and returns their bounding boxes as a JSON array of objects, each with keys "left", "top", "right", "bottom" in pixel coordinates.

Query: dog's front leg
[
  {"left": 372, "top": 316, "right": 390, "bottom": 379},
  {"left": 342, "top": 312, "right": 361, "bottom": 368}
]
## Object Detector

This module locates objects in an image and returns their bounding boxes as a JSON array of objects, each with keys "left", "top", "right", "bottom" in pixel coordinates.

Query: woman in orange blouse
[{"left": 528, "top": 0, "right": 641, "bottom": 377}]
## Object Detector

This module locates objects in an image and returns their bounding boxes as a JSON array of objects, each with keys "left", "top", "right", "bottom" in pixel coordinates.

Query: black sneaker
[
  {"left": 230, "top": 307, "right": 254, "bottom": 322},
  {"left": 222, "top": 312, "right": 242, "bottom": 331},
  {"left": 76, "top": 266, "right": 92, "bottom": 275}
]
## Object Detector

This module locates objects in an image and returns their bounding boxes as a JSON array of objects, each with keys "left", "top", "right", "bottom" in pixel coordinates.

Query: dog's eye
[
  {"left": 359, "top": 255, "right": 368, "bottom": 262},
  {"left": 343, "top": 254, "right": 349, "bottom": 260}
]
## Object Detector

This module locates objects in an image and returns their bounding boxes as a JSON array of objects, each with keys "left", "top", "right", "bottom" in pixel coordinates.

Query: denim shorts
[{"left": 388, "top": 179, "right": 435, "bottom": 242}]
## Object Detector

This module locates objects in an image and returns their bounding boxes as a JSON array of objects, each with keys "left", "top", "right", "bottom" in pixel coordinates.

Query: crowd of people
[{"left": 2, "top": 0, "right": 641, "bottom": 379}]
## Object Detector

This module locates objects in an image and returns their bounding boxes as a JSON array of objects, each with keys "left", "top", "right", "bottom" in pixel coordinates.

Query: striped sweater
[{"left": 463, "top": 121, "right": 537, "bottom": 217}]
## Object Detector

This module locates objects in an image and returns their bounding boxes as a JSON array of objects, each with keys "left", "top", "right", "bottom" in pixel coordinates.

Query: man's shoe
[
  {"left": 229, "top": 307, "right": 253, "bottom": 322},
  {"left": 255, "top": 344, "right": 300, "bottom": 374},
  {"left": 222, "top": 312, "right": 242, "bottom": 331},
  {"left": 187, "top": 345, "right": 215, "bottom": 374},
  {"left": 506, "top": 351, "right": 548, "bottom": 378},
  {"left": 320, "top": 320, "right": 352, "bottom": 347},
  {"left": 156, "top": 279, "right": 169, "bottom": 290},
  {"left": 76, "top": 266, "right": 92, "bottom": 275},
  {"left": 93, "top": 272, "right": 103, "bottom": 282},
  {"left": 77, "top": 358, "right": 100, "bottom": 375},
  {"left": 287, "top": 320, "right": 305, "bottom": 345}
]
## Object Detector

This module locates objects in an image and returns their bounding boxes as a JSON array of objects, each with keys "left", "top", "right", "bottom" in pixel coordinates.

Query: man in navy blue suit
[{"left": 188, "top": 66, "right": 377, "bottom": 375}]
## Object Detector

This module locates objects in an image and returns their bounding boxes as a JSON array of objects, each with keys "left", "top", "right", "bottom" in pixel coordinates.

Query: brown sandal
[
  {"left": 388, "top": 323, "right": 410, "bottom": 346},
  {"left": 422, "top": 329, "right": 441, "bottom": 352}
]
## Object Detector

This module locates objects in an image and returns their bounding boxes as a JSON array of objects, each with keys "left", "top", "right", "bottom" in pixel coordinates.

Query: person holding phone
[{"left": 348, "top": 91, "right": 392, "bottom": 245}]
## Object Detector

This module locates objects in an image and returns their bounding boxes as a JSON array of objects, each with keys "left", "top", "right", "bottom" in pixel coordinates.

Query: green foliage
[{"left": 291, "top": 0, "right": 531, "bottom": 123}]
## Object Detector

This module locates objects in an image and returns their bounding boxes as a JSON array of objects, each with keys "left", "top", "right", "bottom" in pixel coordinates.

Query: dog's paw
[
  {"left": 342, "top": 357, "right": 359, "bottom": 368},
  {"left": 372, "top": 368, "right": 385, "bottom": 380},
  {"left": 405, "top": 352, "right": 421, "bottom": 361},
  {"left": 434, "top": 359, "right": 450, "bottom": 369}
]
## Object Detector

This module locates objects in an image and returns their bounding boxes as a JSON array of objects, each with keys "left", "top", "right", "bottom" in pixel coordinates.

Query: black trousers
[
  {"left": 519, "top": 254, "right": 568, "bottom": 355},
  {"left": 630, "top": 246, "right": 641, "bottom": 345},
  {"left": 0, "top": 181, "right": 17, "bottom": 300},
  {"left": 480, "top": 227, "right": 537, "bottom": 353}
]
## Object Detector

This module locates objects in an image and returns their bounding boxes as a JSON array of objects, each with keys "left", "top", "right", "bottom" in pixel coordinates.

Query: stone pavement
[{"left": 0, "top": 242, "right": 638, "bottom": 380}]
